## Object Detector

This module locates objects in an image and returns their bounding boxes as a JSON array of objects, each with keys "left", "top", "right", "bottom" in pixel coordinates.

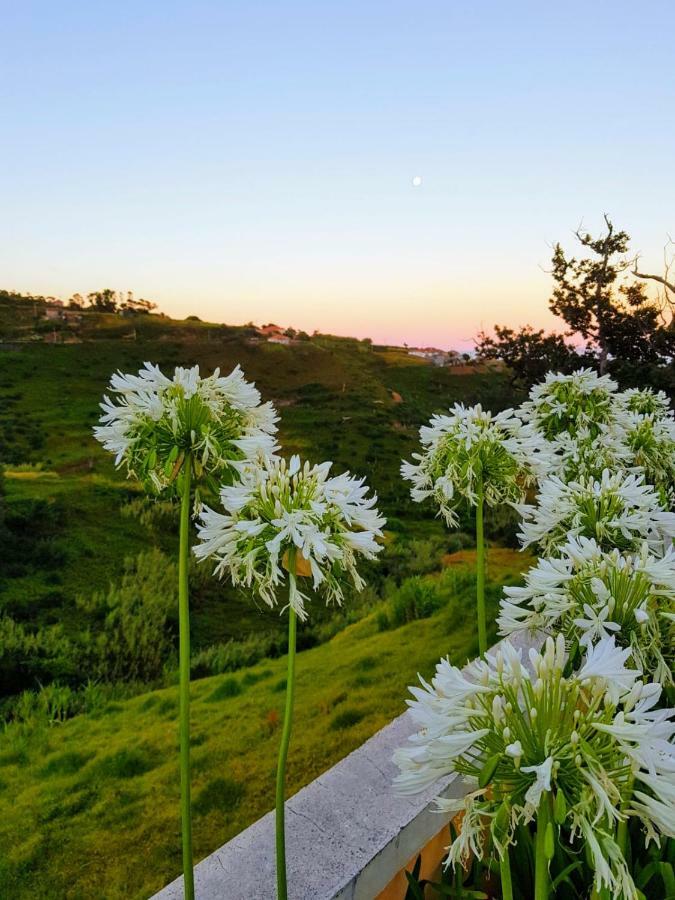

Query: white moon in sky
[{"left": 412, "top": 175, "right": 423, "bottom": 187}]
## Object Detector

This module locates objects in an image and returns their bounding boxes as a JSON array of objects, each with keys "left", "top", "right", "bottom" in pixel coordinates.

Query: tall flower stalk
[
  {"left": 402, "top": 404, "right": 547, "bottom": 656},
  {"left": 275, "top": 548, "right": 297, "bottom": 900},
  {"left": 94, "top": 362, "right": 277, "bottom": 898},
  {"left": 195, "top": 454, "right": 385, "bottom": 899}
]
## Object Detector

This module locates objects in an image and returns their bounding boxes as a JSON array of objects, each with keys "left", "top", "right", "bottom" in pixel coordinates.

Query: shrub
[
  {"left": 77, "top": 549, "right": 176, "bottom": 683},
  {"left": 0, "top": 617, "right": 75, "bottom": 699},
  {"left": 389, "top": 577, "right": 444, "bottom": 626}
]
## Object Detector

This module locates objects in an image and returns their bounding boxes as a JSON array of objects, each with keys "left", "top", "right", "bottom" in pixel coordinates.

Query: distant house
[
  {"left": 407, "top": 347, "right": 464, "bottom": 367},
  {"left": 42, "top": 305, "right": 81, "bottom": 324},
  {"left": 257, "top": 323, "right": 286, "bottom": 338},
  {"left": 268, "top": 335, "right": 292, "bottom": 345}
]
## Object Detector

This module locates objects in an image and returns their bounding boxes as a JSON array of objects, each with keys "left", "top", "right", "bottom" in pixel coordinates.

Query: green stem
[
  {"left": 178, "top": 459, "right": 195, "bottom": 900},
  {"left": 617, "top": 772, "right": 634, "bottom": 861},
  {"left": 476, "top": 480, "right": 487, "bottom": 657},
  {"left": 275, "top": 557, "right": 298, "bottom": 900},
  {"left": 500, "top": 844, "right": 513, "bottom": 900},
  {"left": 534, "top": 799, "right": 550, "bottom": 900}
]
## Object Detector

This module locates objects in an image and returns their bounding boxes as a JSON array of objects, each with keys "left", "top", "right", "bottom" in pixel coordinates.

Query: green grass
[{"left": 0, "top": 551, "right": 528, "bottom": 899}]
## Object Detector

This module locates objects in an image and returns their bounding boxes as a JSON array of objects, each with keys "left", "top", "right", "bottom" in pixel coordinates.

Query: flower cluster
[
  {"left": 519, "top": 368, "right": 623, "bottom": 440},
  {"left": 194, "top": 454, "right": 385, "bottom": 620},
  {"left": 623, "top": 413, "right": 675, "bottom": 507},
  {"left": 394, "top": 635, "right": 675, "bottom": 896},
  {"left": 516, "top": 469, "right": 675, "bottom": 556},
  {"left": 401, "top": 404, "right": 547, "bottom": 526},
  {"left": 620, "top": 387, "right": 672, "bottom": 418},
  {"left": 498, "top": 536, "right": 675, "bottom": 683},
  {"left": 94, "top": 362, "right": 278, "bottom": 496},
  {"left": 396, "top": 369, "right": 675, "bottom": 897}
]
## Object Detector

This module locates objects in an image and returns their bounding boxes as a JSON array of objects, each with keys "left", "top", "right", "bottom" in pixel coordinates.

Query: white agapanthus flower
[
  {"left": 619, "top": 387, "right": 672, "bottom": 419},
  {"left": 94, "top": 362, "right": 278, "bottom": 497},
  {"left": 194, "top": 454, "right": 385, "bottom": 620},
  {"left": 401, "top": 404, "right": 548, "bottom": 526},
  {"left": 623, "top": 412, "right": 675, "bottom": 507},
  {"left": 549, "top": 424, "right": 633, "bottom": 483},
  {"left": 393, "top": 635, "right": 675, "bottom": 897},
  {"left": 498, "top": 537, "right": 675, "bottom": 684},
  {"left": 519, "top": 368, "right": 628, "bottom": 440},
  {"left": 517, "top": 469, "right": 675, "bottom": 556}
]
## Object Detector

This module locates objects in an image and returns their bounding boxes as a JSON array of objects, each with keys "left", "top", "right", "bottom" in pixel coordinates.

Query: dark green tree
[
  {"left": 549, "top": 216, "right": 672, "bottom": 373},
  {"left": 87, "top": 288, "right": 118, "bottom": 312}
]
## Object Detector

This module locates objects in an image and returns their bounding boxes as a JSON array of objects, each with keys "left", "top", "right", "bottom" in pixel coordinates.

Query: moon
[{"left": 412, "top": 175, "right": 423, "bottom": 187}]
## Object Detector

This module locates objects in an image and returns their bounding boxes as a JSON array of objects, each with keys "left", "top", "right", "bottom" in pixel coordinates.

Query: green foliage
[
  {"left": 0, "top": 616, "right": 74, "bottom": 698},
  {"left": 77, "top": 549, "right": 177, "bottom": 683},
  {"left": 389, "top": 577, "right": 445, "bottom": 626}
]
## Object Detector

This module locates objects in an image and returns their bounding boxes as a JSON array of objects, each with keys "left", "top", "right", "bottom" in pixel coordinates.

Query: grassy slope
[
  {"left": 0, "top": 551, "right": 529, "bottom": 900},
  {"left": 0, "top": 300, "right": 521, "bottom": 642}
]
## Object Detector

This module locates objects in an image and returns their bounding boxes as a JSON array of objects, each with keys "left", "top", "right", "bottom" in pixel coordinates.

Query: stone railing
[{"left": 153, "top": 632, "right": 539, "bottom": 900}]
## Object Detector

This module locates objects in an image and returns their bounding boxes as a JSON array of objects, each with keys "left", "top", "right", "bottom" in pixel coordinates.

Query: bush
[
  {"left": 190, "top": 633, "right": 284, "bottom": 678},
  {"left": 77, "top": 549, "right": 177, "bottom": 683},
  {"left": 0, "top": 617, "right": 75, "bottom": 698},
  {"left": 389, "top": 577, "right": 445, "bottom": 626}
]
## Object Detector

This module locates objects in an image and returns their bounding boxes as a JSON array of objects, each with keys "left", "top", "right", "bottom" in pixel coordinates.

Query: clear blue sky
[{"left": 2, "top": 1, "right": 674, "bottom": 349}]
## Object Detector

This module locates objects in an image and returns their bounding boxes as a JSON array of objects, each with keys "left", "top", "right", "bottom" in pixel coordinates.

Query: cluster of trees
[
  {"left": 0, "top": 287, "right": 158, "bottom": 315},
  {"left": 68, "top": 289, "right": 157, "bottom": 314},
  {"left": 477, "top": 217, "right": 675, "bottom": 387}
]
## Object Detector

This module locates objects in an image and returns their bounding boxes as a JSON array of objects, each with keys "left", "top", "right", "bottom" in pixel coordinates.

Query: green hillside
[
  {"left": 0, "top": 293, "right": 528, "bottom": 896},
  {"left": 0, "top": 293, "right": 520, "bottom": 653},
  {"left": 0, "top": 550, "right": 530, "bottom": 899}
]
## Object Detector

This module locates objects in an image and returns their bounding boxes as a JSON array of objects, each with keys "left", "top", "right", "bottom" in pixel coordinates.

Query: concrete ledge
[{"left": 152, "top": 631, "right": 540, "bottom": 900}]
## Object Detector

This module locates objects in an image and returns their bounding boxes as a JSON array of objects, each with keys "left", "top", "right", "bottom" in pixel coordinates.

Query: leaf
[
  {"left": 550, "top": 860, "right": 582, "bottom": 890},
  {"left": 478, "top": 752, "right": 501, "bottom": 788},
  {"left": 404, "top": 865, "right": 426, "bottom": 900}
]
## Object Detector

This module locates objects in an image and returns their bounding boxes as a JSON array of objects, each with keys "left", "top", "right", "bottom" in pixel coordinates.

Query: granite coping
[{"left": 152, "top": 631, "right": 540, "bottom": 900}]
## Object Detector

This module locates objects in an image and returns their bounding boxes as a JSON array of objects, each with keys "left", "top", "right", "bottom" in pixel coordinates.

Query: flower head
[
  {"left": 517, "top": 469, "right": 675, "bottom": 556},
  {"left": 194, "top": 454, "right": 385, "bottom": 620},
  {"left": 549, "top": 425, "right": 632, "bottom": 483},
  {"left": 498, "top": 537, "right": 675, "bottom": 684},
  {"left": 623, "top": 412, "right": 675, "bottom": 507},
  {"left": 401, "top": 404, "right": 547, "bottom": 526},
  {"left": 520, "top": 368, "right": 623, "bottom": 440},
  {"left": 94, "top": 362, "right": 278, "bottom": 499},
  {"left": 394, "top": 636, "right": 675, "bottom": 896},
  {"left": 619, "top": 387, "right": 672, "bottom": 419},
  {"left": 94, "top": 363, "right": 277, "bottom": 500}
]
